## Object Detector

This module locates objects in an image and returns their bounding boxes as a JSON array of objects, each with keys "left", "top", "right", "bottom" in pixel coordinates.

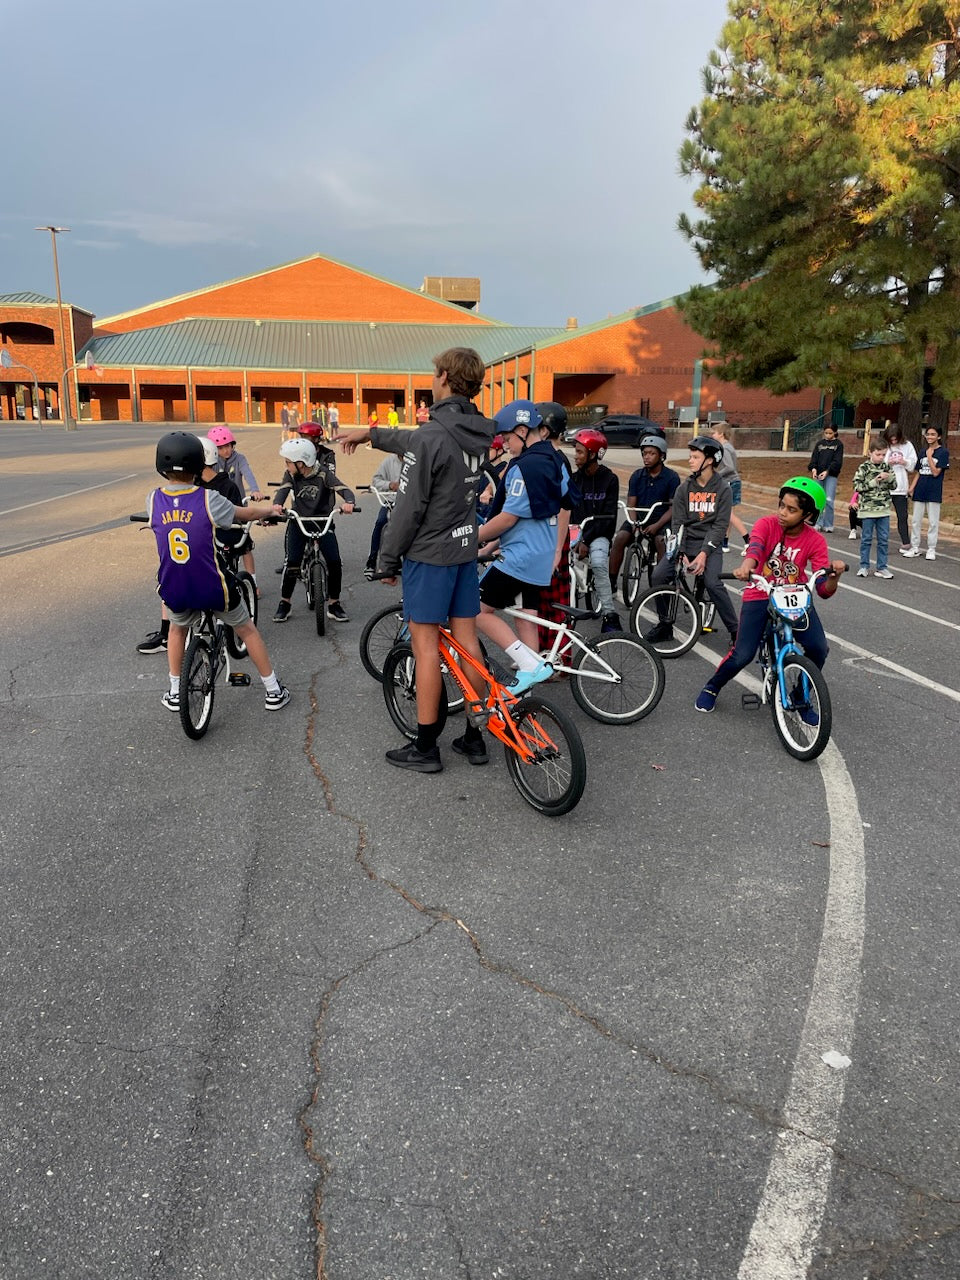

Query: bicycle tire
[
  {"left": 180, "top": 635, "right": 216, "bottom": 739},
  {"left": 359, "top": 601, "right": 406, "bottom": 682},
  {"left": 303, "top": 553, "right": 316, "bottom": 611},
  {"left": 621, "top": 545, "right": 643, "bottom": 608},
  {"left": 502, "top": 695, "right": 587, "bottom": 817},
  {"left": 629, "top": 584, "right": 700, "bottom": 657},
  {"left": 313, "top": 561, "right": 327, "bottom": 637},
  {"left": 771, "top": 654, "right": 832, "bottom": 761},
  {"left": 381, "top": 643, "right": 449, "bottom": 741},
  {"left": 570, "top": 633, "right": 665, "bottom": 724},
  {"left": 225, "top": 571, "right": 258, "bottom": 659}
]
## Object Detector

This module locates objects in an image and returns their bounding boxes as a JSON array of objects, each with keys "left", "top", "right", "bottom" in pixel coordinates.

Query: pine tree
[{"left": 678, "top": 1, "right": 960, "bottom": 416}]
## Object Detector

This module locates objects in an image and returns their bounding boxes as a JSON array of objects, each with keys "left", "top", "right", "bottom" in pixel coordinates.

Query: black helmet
[
  {"left": 534, "top": 401, "right": 568, "bottom": 439},
  {"left": 156, "top": 431, "right": 205, "bottom": 481},
  {"left": 687, "top": 434, "right": 723, "bottom": 463}
]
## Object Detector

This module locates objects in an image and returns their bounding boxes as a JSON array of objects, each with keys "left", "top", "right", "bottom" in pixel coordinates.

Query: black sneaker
[
  {"left": 600, "top": 611, "right": 622, "bottom": 635},
  {"left": 452, "top": 733, "right": 489, "bottom": 765},
  {"left": 273, "top": 600, "right": 291, "bottom": 623},
  {"left": 326, "top": 601, "right": 349, "bottom": 622},
  {"left": 644, "top": 622, "right": 674, "bottom": 643},
  {"left": 362, "top": 561, "right": 376, "bottom": 581},
  {"left": 137, "top": 630, "right": 167, "bottom": 654},
  {"left": 385, "top": 741, "right": 443, "bottom": 773}
]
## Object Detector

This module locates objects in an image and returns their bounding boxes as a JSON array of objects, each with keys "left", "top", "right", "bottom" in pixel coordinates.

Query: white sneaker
[
  {"left": 848, "top": 529, "right": 858, "bottom": 539},
  {"left": 874, "top": 568, "right": 894, "bottom": 579},
  {"left": 856, "top": 567, "right": 868, "bottom": 577},
  {"left": 926, "top": 549, "right": 936, "bottom": 561},
  {"left": 901, "top": 547, "right": 920, "bottom": 557}
]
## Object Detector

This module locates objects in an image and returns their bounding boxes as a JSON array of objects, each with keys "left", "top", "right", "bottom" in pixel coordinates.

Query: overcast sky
[{"left": 3, "top": 0, "right": 731, "bottom": 328}]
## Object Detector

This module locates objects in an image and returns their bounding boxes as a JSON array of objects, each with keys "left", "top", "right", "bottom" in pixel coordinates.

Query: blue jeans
[
  {"left": 586, "top": 536, "right": 617, "bottom": 614},
  {"left": 816, "top": 475, "right": 838, "bottom": 531},
  {"left": 859, "top": 516, "right": 889, "bottom": 571}
]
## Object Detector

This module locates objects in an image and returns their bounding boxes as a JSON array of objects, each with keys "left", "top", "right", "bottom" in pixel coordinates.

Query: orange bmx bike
[{"left": 381, "top": 627, "right": 587, "bottom": 817}]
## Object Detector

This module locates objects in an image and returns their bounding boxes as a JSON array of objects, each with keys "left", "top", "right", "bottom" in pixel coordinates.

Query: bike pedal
[
  {"left": 229, "top": 672, "right": 252, "bottom": 686},
  {"left": 740, "top": 692, "right": 761, "bottom": 708}
]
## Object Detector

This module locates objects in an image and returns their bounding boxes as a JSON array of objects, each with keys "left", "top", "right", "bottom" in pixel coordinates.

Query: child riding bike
[
  {"left": 693, "top": 476, "right": 847, "bottom": 713},
  {"left": 272, "top": 437, "right": 355, "bottom": 623},
  {"left": 147, "top": 432, "right": 289, "bottom": 713}
]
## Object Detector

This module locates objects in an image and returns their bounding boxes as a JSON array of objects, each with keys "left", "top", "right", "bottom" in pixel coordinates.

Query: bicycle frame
[
  {"left": 435, "top": 629, "right": 558, "bottom": 765},
  {"left": 502, "top": 605, "right": 623, "bottom": 685},
  {"left": 752, "top": 576, "right": 820, "bottom": 705}
]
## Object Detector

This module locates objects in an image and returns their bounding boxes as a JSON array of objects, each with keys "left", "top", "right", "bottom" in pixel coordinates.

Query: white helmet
[
  {"left": 280, "top": 439, "right": 317, "bottom": 468},
  {"left": 198, "top": 436, "right": 219, "bottom": 468}
]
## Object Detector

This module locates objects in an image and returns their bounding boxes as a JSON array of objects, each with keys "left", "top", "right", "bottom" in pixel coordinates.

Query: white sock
[
  {"left": 505, "top": 640, "right": 541, "bottom": 672},
  {"left": 169, "top": 676, "right": 180, "bottom": 695},
  {"left": 261, "top": 671, "right": 281, "bottom": 694}
]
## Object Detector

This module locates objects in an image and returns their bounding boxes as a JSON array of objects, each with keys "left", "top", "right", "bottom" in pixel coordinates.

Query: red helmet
[
  {"left": 574, "top": 428, "right": 608, "bottom": 460},
  {"left": 299, "top": 422, "right": 325, "bottom": 441},
  {"left": 490, "top": 434, "right": 505, "bottom": 453}
]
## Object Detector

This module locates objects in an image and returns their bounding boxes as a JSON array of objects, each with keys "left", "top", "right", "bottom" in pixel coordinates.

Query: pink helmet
[{"left": 207, "top": 426, "right": 236, "bottom": 446}]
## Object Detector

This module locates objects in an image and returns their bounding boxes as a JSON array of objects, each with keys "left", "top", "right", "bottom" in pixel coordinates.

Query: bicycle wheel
[
  {"left": 180, "top": 635, "right": 216, "bottom": 739},
  {"left": 303, "top": 554, "right": 316, "bottom": 611},
  {"left": 502, "top": 695, "right": 587, "bottom": 817},
  {"left": 313, "top": 561, "right": 327, "bottom": 636},
  {"left": 225, "top": 571, "right": 258, "bottom": 659},
  {"left": 570, "top": 633, "right": 665, "bottom": 724},
  {"left": 771, "top": 654, "right": 832, "bottom": 761},
  {"left": 621, "top": 544, "right": 643, "bottom": 608},
  {"left": 381, "top": 643, "right": 448, "bottom": 741},
  {"left": 629, "top": 585, "right": 700, "bottom": 657},
  {"left": 359, "top": 601, "right": 406, "bottom": 682}
]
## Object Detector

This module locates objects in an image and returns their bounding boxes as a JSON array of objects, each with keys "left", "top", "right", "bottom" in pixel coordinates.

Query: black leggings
[
  {"left": 891, "top": 494, "right": 909, "bottom": 545},
  {"left": 281, "top": 522, "right": 342, "bottom": 601}
]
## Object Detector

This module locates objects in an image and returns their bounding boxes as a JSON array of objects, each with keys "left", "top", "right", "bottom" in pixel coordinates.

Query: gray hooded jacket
[{"left": 370, "top": 397, "right": 496, "bottom": 574}]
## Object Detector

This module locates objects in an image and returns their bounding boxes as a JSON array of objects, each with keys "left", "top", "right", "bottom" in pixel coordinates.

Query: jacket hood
[{"left": 430, "top": 396, "right": 496, "bottom": 453}]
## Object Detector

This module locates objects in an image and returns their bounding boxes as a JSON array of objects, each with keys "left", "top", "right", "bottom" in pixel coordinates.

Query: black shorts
[{"left": 480, "top": 565, "right": 542, "bottom": 610}]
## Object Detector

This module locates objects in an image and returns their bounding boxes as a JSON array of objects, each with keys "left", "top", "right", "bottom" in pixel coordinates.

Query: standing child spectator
[
  {"left": 327, "top": 402, "right": 340, "bottom": 436},
  {"left": 808, "top": 424, "right": 844, "bottom": 532},
  {"left": 694, "top": 477, "right": 847, "bottom": 713},
  {"left": 272, "top": 438, "right": 355, "bottom": 623},
  {"left": 904, "top": 425, "right": 950, "bottom": 560},
  {"left": 852, "top": 438, "right": 897, "bottom": 578},
  {"left": 570, "top": 428, "right": 622, "bottom": 633},
  {"left": 883, "top": 423, "right": 918, "bottom": 555},
  {"left": 711, "top": 424, "right": 750, "bottom": 548},
  {"left": 147, "top": 432, "right": 289, "bottom": 712},
  {"left": 387, "top": 406, "right": 400, "bottom": 427}
]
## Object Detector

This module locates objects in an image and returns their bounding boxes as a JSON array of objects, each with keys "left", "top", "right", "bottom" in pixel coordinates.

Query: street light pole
[{"left": 35, "top": 225, "right": 75, "bottom": 431}]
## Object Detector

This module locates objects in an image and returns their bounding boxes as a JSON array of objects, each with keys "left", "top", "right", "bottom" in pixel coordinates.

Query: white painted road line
[
  {"left": 693, "top": 657, "right": 867, "bottom": 1279},
  {"left": 0, "top": 474, "right": 139, "bottom": 517},
  {"left": 838, "top": 581, "right": 960, "bottom": 628},
  {"left": 826, "top": 633, "right": 960, "bottom": 703},
  {"left": 736, "top": 738, "right": 865, "bottom": 1279}
]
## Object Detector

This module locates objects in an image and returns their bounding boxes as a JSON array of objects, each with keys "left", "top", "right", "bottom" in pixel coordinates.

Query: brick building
[{"left": 1, "top": 249, "right": 922, "bottom": 434}]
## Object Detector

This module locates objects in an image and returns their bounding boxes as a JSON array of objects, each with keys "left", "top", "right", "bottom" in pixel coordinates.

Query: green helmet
[{"left": 779, "top": 475, "right": 826, "bottom": 519}]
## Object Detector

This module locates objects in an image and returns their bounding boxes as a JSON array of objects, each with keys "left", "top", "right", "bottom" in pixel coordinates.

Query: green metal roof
[
  {"left": 0, "top": 291, "right": 59, "bottom": 305},
  {"left": 81, "top": 318, "right": 565, "bottom": 372}
]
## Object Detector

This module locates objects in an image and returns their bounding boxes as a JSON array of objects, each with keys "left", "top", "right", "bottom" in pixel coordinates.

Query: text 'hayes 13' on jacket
[{"left": 370, "top": 396, "right": 496, "bottom": 573}]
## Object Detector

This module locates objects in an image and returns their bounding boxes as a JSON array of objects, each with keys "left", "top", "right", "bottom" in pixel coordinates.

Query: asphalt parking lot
[{"left": 1, "top": 423, "right": 959, "bottom": 1280}]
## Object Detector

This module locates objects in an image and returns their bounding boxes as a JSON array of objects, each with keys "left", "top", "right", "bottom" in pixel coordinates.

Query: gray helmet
[{"left": 639, "top": 434, "right": 667, "bottom": 456}]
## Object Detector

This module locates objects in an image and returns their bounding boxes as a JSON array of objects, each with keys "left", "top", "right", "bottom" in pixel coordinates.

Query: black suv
[{"left": 564, "top": 415, "right": 665, "bottom": 448}]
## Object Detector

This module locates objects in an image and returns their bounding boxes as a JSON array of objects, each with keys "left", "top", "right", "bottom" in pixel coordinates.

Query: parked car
[{"left": 563, "top": 415, "right": 666, "bottom": 448}]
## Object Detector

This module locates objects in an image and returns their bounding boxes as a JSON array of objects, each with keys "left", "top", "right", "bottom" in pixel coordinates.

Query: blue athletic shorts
[{"left": 402, "top": 559, "right": 480, "bottom": 624}]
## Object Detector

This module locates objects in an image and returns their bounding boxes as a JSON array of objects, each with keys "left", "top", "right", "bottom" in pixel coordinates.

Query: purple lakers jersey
[{"left": 148, "top": 486, "right": 230, "bottom": 612}]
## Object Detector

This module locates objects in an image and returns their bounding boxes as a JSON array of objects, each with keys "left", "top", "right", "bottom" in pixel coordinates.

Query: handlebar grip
[{"left": 129, "top": 514, "right": 148, "bottom": 522}]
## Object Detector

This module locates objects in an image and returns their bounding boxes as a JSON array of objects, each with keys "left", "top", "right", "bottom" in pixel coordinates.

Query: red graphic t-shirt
[{"left": 742, "top": 514, "right": 830, "bottom": 602}]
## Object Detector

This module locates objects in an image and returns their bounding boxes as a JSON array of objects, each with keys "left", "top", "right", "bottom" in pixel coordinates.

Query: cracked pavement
[{"left": 1, "top": 425, "right": 959, "bottom": 1278}]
